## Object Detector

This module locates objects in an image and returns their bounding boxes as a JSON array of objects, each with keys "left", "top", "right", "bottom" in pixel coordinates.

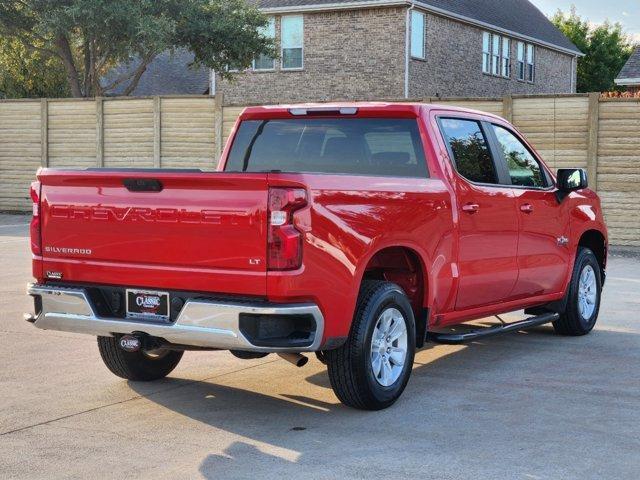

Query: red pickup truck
[{"left": 26, "top": 103, "right": 607, "bottom": 410}]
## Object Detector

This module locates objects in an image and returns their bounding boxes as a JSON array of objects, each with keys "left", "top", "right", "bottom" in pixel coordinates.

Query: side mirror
[{"left": 557, "top": 168, "right": 588, "bottom": 192}]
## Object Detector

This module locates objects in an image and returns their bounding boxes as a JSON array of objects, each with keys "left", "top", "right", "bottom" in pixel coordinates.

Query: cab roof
[{"left": 239, "top": 102, "right": 503, "bottom": 122}]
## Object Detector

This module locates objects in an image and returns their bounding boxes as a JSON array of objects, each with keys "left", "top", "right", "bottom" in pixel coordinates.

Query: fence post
[
  {"left": 502, "top": 95, "right": 513, "bottom": 122},
  {"left": 96, "top": 97, "right": 104, "bottom": 167},
  {"left": 40, "top": 99, "right": 48, "bottom": 167},
  {"left": 214, "top": 92, "right": 224, "bottom": 163},
  {"left": 587, "top": 92, "right": 600, "bottom": 191},
  {"left": 153, "top": 96, "right": 161, "bottom": 168}
]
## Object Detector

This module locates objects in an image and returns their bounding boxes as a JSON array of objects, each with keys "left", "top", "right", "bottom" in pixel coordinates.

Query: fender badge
[{"left": 46, "top": 271, "right": 63, "bottom": 280}]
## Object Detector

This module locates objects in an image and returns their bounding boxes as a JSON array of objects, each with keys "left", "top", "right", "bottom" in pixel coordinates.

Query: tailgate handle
[{"left": 123, "top": 178, "right": 163, "bottom": 192}]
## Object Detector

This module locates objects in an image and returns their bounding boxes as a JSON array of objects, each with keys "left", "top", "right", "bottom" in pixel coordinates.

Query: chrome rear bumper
[{"left": 26, "top": 283, "right": 324, "bottom": 352}]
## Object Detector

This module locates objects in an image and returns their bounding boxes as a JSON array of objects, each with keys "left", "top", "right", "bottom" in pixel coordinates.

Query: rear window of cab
[{"left": 225, "top": 118, "right": 429, "bottom": 178}]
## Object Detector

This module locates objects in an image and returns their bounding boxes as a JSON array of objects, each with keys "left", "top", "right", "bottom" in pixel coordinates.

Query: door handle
[
  {"left": 520, "top": 203, "right": 534, "bottom": 214},
  {"left": 462, "top": 203, "right": 480, "bottom": 214}
]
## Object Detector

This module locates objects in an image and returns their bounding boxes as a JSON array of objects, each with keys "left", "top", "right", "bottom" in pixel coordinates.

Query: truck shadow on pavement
[{"left": 126, "top": 325, "right": 639, "bottom": 478}]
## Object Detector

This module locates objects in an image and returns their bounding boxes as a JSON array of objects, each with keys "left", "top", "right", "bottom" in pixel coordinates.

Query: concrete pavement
[{"left": 1, "top": 213, "right": 639, "bottom": 479}]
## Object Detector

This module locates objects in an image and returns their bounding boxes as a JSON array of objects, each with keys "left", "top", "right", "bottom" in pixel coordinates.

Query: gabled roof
[
  {"left": 254, "top": 0, "right": 582, "bottom": 56},
  {"left": 102, "top": 49, "right": 210, "bottom": 97},
  {"left": 616, "top": 47, "right": 640, "bottom": 85}
]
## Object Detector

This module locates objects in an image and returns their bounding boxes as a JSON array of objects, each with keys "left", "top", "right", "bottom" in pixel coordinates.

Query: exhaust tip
[{"left": 278, "top": 352, "right": 308, "bottom": 368}]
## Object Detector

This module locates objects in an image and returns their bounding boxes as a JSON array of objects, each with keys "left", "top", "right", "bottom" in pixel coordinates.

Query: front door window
[{"left": 491, "top": 125, "right": 546, "bottom": 188}]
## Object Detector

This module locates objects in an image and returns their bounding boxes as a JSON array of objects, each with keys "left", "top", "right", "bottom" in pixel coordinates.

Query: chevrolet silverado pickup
[{"left": 26, "top": 103, "right": 607, "bottom": 410}]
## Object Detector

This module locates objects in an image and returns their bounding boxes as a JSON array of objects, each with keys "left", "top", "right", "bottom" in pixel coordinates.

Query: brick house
[
  {"left": 214, "top": 0, "right": 582, "bottom": 104},
  {"left": 615, "top": 47, "right": 640, "bottom": 94}
]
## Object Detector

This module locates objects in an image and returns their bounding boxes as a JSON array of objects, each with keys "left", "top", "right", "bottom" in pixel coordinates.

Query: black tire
[
  {"left": 553, "top": 247, "right": 602, "bottom": 336},
  {"left": 325, "top": 280, "right": 416, "bottom": 410},
  {"left": 97, "top": 335, "right": 184, "bottom": 381}
]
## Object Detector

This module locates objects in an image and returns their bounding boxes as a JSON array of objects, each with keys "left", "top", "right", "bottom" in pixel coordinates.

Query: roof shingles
[
  {"left": 254, "top": 0, "right": 581, "bottom": 55},
  {"left": 617, "top": 47, "right": 640, "bottom": 82},
  {"left": 102, "top": 49, "right": 210, "bottom": 96}
]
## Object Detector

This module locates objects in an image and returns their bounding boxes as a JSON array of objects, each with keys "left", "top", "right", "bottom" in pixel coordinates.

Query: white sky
[{"left": 530, "top": 0, "right": 640, "bottom": 42}]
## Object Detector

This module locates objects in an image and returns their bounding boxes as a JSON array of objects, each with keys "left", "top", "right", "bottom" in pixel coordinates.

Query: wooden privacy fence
[{"left": 0, "top": 93, "right": 638, "bottom": 246}]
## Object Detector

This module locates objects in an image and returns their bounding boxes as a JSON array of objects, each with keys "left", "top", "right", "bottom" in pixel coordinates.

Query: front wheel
[
  {"left": 553, "top": 247, "right": 602, "bottom": 336},
  {"left": 97, "top": 335, "right": 184, "bottom": 381},
  {"left": 325, "top": 281, "right": 416, "bottom": 410}
]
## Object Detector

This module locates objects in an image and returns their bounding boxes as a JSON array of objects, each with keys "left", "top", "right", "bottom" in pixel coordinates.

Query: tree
[
  {"left": 0, "top": 37, "right": 70, "bottom": 98},
  {"left": 0, "top": 0, "right": 275, "bottom": 98},
  {"left": 552, "top": 8, "right": 634, "bottom": 92}
]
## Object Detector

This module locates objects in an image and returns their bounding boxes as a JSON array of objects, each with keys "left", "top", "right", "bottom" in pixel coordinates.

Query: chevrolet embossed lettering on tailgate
[{"left": 37, "top": 170, "right": 269, "bottom": 295}]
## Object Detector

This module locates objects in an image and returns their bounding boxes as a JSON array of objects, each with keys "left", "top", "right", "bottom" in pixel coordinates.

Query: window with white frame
[
  {"left": 482, "top": 32, "right": 491, "bottom": 73},
  {"left": 516, "top": 41, "right": 526, "bottom": 80},
  {"left": 526, "top": 43, "right": 535, "bottom": 82},
  {"left": 491, "top": 34, "right": 500, "bottom": 75},
  {"left": 411, "top": 10, "right": 426, "bottom": 59},
  {"left": 253, "top": 17, "right": 276, "bottom": 70},
  {"left": 281, "top": 15, "right": 303, "bottom": 70},
  {"left": 501, "top": 37, "right": 511, "bottom": 77}
]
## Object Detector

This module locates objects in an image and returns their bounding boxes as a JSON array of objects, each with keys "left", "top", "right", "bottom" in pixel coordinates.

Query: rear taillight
[
  {"left": 267, "top": 188, "right": 307, "bottom": 270},
  {"left": 30, "top": 181, "right": 42, "bottom": 255}
]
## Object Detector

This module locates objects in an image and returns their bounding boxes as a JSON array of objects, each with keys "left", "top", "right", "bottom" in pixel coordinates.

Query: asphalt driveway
[{"left": 1, "top": 213, "right": 639, "bottom": 479}]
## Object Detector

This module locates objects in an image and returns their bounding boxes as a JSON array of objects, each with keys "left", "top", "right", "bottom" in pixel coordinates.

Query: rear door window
[
  {"left": 225, "top": 118, "right": 428, "bottom": 178},
  {"left": 438, "top": 118, "right": 498, "bottom": 184}
]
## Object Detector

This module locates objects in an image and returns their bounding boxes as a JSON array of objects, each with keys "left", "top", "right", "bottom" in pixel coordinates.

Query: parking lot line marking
[{"left": 0, "top": 224, "right": 29, "bottom": 228}]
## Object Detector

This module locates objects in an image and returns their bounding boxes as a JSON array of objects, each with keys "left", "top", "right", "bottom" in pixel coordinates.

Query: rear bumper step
[
  {"left": 27, "top": 283, "right": 324, "bottom": 352},
  {"left": 427, "top": 312, "right": 560, "bottom": 345}
]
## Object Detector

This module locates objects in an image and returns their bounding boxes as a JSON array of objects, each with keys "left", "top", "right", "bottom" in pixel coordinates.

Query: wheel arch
[
  {"left": 356, "top": 243, "right": 431, "bottom": 347},
  {"left": 529, "top": 227, "right": 608, "bottom": 318},
  {"left": 577, "top": 229, "right": 607, "bottom": 283}
]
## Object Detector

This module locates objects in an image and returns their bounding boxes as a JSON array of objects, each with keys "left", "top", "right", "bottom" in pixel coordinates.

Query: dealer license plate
[{"left": 126, "top": 289, "right": 170, "bottom": 320}]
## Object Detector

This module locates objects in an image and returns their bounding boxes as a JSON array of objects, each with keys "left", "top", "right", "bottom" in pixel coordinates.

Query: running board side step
[{"left": 426, "top": 312, "right": 560, "bottom": 345}]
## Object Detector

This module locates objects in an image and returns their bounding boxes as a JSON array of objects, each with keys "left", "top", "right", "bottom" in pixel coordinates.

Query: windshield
[{"left": 225, "top": 118, "right": 428, "bottom": 178}]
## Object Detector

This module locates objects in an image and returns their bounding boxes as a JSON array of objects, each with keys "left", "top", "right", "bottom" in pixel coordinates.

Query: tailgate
[{"left": 38, "top": 169, "right": 268, "bottom": 296}]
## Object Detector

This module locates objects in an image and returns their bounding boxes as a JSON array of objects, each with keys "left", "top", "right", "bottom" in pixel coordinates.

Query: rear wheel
[
  {"left": 553, "top": 247, "right": 602, "bottom": 336},
  {"left": 325, "top": 280, "right": 416, "bottom": 410},
  {"left": 97, "top": 335, "right": 184, "bottom": 381}
]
